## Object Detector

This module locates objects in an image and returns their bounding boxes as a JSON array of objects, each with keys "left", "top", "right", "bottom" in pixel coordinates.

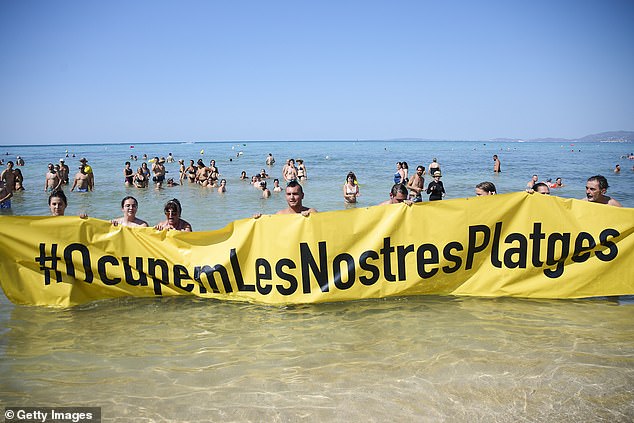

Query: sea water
[{"left": 1, "top": 140, "right": 633, "bottom": 421}]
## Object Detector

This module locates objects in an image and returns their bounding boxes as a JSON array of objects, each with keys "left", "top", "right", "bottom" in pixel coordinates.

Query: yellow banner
[{"left": 0, "top": 192, "right": 633, "bottom": 307}]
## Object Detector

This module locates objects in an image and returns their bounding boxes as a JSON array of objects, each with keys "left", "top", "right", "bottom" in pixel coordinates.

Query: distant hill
[{"left": 493, "top": 131, "right": 634, "bottom": 143}]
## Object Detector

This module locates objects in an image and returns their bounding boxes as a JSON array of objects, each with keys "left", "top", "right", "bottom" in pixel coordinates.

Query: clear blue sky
[{"left": 1, "top": 0, "right": 632, "bottom": 144}]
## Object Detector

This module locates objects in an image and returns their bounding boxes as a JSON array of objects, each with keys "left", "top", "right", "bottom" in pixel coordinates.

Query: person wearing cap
[
  {"left": 79, "top": 158, "right": 94, "bottom": 190},
  {"left": 16, "top": 156, "right": 25, "bottom": 166},
  {"left": 154, "top": 198, "right": 192, "bottom": 231},
  {"left": 426, "top": 171, "right": 445, "bottom": 201},
  {"left": 58, "top": 159, "right": 69, "bottom": 184}
]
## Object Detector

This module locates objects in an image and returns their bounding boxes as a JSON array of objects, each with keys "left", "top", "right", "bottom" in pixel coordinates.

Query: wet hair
[
  {"left": 402, "top": 161, "right": 409, "bottom": 169},
  {"left": 164, "top": 198, "right": 182, "bottom": 214},
  {"left": 125, "top": 161, "right": 131, "bottom": 166},
  {"left": 346, "top": 172, "right": 357, "bottom": 181},
  {"left": 390, "top": 183, "right": 408, "bottom": 197},
  {"left": 476, "top": 181, "right": 497, "bottom": 194},
  {"left": 121, "top": 196, "right": 138, "bottom": 208},
  {"left": 286, "top": 180, "right": 303, "bottom": 193},
  {"left": 273, "top": 178, "right": 280, "bottom": 183},
  {"left": 48, "top": 190, "right": 67, "bottom": 206},
  {"left": 587, "top": 175, "right": 609, "bottom": 190}
]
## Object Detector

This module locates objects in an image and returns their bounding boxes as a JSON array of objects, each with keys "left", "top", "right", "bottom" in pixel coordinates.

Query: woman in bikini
[{"left": 343, "top": 172, "right": 359, "bottom": 204}]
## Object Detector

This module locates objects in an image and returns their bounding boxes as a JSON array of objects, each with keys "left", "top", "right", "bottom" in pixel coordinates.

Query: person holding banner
[
  {"left": 111, "top": 196, "right": 148, "bottom": 227},
  {"left": 154, "top": 198, "right": 192, "bottom": 231},
  {"left": 277, "top": 181, "right": 317, "bottom": 216},
  {"left": 380, "top": 183, "right": 412, "bottom": 205},
  {"left": 475, "top": 181, "right": 497, "bottom": 196},
  {"left": 583, "top": 175, "right": 622, "bottom": 207},
  {"left": 48, "top": 190, "right": 88, "bottom": 218}
]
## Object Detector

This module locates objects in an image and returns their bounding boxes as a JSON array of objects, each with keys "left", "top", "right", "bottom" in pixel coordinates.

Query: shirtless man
[
  {"left": 582, "top": 175, "right": 622, "bottom": 207},
  {"left": 1, "top": 161, "right": 16, "bottom": 192},
  {"left": 380, "top": 183, "right": 412, "bottom": 205},
  {"left": 266, "top": 153, "right": 275, "bottom": 166},
  {"left": 277, "top": 181, "right": 316, "bottom": 215},
  {"left": 111, "top": 196, "right": 149, "bottom": 227},
  {"left": 79, "top": 158, "right": 94, "bottom": 190},
  {"left": 71, "top": 165, "right": 91, "bottom": 192},
  {"left": 526, "top": 174, "right": 539, "bottom": 191},
  {"left": 259, "top": 180, "right": 271, "bottom": 198},
  {"left": 407, "top": 166, "right": 425, "bottom": 202},
  {"left": 0, "top": 181, "right": 13, "bottom": 209},
  {"left": 429, "top": 158, "right": 440, "bottom": 174},
  {"left": 58, "top": 159, "right": 69, "bottom": 184},
  {"left": 44, "top": 163, "right": 62, "bottom": 192},
  {"left": 493, "top": 154, "right": 501, "bottom": 173}
]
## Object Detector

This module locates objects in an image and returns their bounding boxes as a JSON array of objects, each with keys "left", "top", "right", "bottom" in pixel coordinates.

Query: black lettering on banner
[
  {"left": 466, "top": 225, "right": 490, "bottom": 270},
  {"left": 416, "top": 243, "right": 439, "bottom": 279},
  {"left": 255, "top": 258, "right": 273, "bottom": 295},
  {"left": 333, "top": 253, "right": 355, "bottom": 290},
  {"left": 173, "top": 264, "right": 194, "bottom": 292},
  {"left": 571, "top": 232, "right": 595, "bottom": 263},
  {"left": 529, "top": 223, "right": 546, "bottom": 267},
  {"left": 397, "top": 244, "right": 414, "bottom": 281},
  {"left": 275, "top": 258, "right": 298, "bottom": 295},
  {"left": 300, "top": 242, "right": 329, "bottom": 293},
  {"left": 35, "top": 243, "right": 62, "bottom": 285},
  {"left": 503, "top": 233, "right": 528, "bottom": 269},
  {"left": 231, "top": 248, "right": 254, "bottom": 292},
  {"left": 380, "top": 237, "right": 396, "bottom": 282},
  {"left": 97, "top": 255, "right": 121, "bottom": 285},
  {"left": 64, "top": 243, "right": 93, "bottom": 283},
  {"left": 359, "top": 250, "right": 380, "bottom": 286},
  {"left": 442, "top": 242, "right": 463, "bottom": 273},
  {"left": 544, "top": 233, "right": 571, "bottom": 278},
  {"left": 490, "top": 221, "right": 503, "bottom": 268},
  {"left": 148, "top": 258, "right": 169, "bottom": 295},
  {"left": 597, "top": 229, "right": 619, "bottom": 261},
  {"left": 122, "top": 257, "right": 149, "bottom": 286},
  {"left": 195, "top": 265, "right": 231, "bottom": 294}
]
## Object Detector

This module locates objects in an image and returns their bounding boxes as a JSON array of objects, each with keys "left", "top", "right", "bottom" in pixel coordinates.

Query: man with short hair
[
  {"left": 277, "top": 181, "right": 317, "bottom": 215},
  {"left": 380, "top": 183, "right": 412, "bottom": 205},
  {"left": 583, "top": 175, "right": 622, "bottom": 207},
  {"left": 71, "top": 165, "right": 91, "bottom": 192},
  {"left": 407, "top": 166, "right": 425, "bottom": 202},
  {"left": 1, "top": 161, "right": 16, "bottom": 192}
]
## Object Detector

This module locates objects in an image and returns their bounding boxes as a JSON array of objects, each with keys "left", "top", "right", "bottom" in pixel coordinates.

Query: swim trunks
[
  {"left": 153, "top": 175, "right": 165, "bottom": 183},
  {"left": 77, "top": 187, "right": 88, "bottom": 192},
  {"left": 0, "top": 199, "right": 10, "bottom": 209}
]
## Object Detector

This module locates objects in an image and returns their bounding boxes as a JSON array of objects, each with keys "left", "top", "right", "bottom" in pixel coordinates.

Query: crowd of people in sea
[{"left": 0, "top": 150, "right": 626, "bottom": 230}]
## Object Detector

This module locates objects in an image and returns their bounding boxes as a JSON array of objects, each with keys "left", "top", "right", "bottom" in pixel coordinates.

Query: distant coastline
[{"left": 1, "top": 130, "right": 632, "bottom": 147}]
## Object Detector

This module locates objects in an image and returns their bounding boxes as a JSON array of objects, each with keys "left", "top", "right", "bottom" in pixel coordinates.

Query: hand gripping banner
[{"left": 0, "top": 192, "right": 632, "bottom": 307}]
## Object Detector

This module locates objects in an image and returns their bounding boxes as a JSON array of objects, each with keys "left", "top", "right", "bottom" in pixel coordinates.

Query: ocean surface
[{"left": 1, "top": 140, "right": 633, "bottom": 421}]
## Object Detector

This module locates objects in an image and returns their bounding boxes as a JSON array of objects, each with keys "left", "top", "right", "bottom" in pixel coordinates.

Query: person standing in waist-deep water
[
  {"left": 493, "top": 154, "right": 501, "bottom": 173},
  {"left": 426, "top": 171, "right": 445, "bottom": 201}
]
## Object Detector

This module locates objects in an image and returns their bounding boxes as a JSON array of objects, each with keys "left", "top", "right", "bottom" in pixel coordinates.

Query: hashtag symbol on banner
[{"left": 35, "top": 243, "right": 62, "bottom": 285}]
